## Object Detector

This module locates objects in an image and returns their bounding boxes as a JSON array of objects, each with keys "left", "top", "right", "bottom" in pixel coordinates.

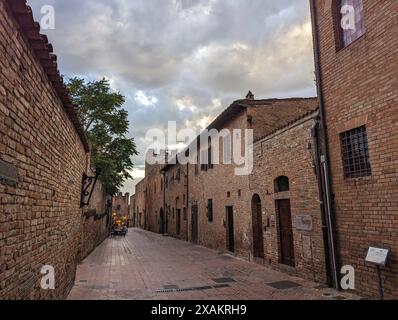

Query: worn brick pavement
[{"left": 68, "top": 229, "right": 360, "bottom": 300}]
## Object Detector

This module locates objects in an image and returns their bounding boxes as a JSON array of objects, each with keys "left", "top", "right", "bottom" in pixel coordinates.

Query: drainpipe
[
  {"left": 312, "top": 122, "right": 333, "bottom": 287},
  {"left": 310, "top": 0, "right": 340, "bottom": 290},
  {"left": 186, "top": 163, "right": 189, "bottom": 242}
]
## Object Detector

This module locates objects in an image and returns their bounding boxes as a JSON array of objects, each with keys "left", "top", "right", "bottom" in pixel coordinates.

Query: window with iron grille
[
  {"left": 334, "top": 0, "right": 366, "bottom": 50},
  {"left": 340, "top": 126, "right": 372, "bottom": 179}
]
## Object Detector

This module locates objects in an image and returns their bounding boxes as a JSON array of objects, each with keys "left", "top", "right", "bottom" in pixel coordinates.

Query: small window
[
  {"left": 340, "top": 126, "right": 371, "bottom": 179},
  {"left": 208, "top": 138, "right": 214, "bottom": 169},
  {"left": 201, "top": 149, "right": 208, "bottom": 172},
  {"left": 223, "top": 134, "right": 232, "bottom": 164},
  {"left": 335, "top": 0, "right": 366, "bottom": 49},
  {"left": 207, "top": 199, "right": 213, "bottom": 223},
  {"left": 275, "top": 176, "right": 289, "bottom": 193}
]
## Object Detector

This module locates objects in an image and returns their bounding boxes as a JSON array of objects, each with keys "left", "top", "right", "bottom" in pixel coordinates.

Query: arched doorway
[{"left": 251, "top": 194, "right": 265, "bottom": 259}]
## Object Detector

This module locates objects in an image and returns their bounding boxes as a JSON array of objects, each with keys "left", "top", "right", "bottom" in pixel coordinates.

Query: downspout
[
  {"left": 309, "top": 0, "right": 340, "bottom": 290},
  {"left": 312, "top": 122, "right": 333, "bottom": 287},
  {"left": 186, "top": 163, "right": 189, "bottom": 242}
]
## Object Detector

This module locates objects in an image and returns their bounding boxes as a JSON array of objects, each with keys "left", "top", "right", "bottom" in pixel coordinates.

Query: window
[
  {"left": 340, "top": 126, "right": 371, "bottom": 179},
  {"left": 201, "top": 149, "right": 208, "bottom": 172},
  {"left": 335, "top": 0, "right": 365, "bottom": 49},
  {"left": 208, "top": 138, "right": 214, "bottom": 169},
  {"left": 275, "top": 176, "right": 289, "bottom": 193},
  {"left": 207, "top": 199, "right": 213, "bottom": 223},
  {"left": 223, "top": 134, "right": 232, "bottom": 164}
]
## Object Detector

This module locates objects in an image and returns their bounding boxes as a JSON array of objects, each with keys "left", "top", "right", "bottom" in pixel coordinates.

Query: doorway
[
  {"left": 191, "top": 205, "right": 198, "bottom": 244},
  {"left": 226, "top": 206, "right": 235, "bottom": 253},
  {"left": 276, "top": 199, "right": 295, "bottom": 267},
  {"left": 176, "top": 209, "right": 181, "bottom": 236},
  {"left": 159, "top": 208, "right": 165, "bottom": 234},
  {"left": 251, "top": 194, "right": 264, "bottom": 259}
]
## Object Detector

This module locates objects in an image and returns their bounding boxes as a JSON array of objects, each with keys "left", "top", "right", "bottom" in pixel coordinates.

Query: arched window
[{"left": 275, "top": 176, "right": 289, "bottom": 193}]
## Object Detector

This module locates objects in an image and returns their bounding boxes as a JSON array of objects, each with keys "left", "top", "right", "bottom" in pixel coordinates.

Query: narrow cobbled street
[{"left": 68, "top": 229, "right": 358, "bottom": 300}]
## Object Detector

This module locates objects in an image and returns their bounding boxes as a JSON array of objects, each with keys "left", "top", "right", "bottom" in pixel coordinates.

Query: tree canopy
[{"left": 67, "top": 77, "right": 138, "bottom": 196}]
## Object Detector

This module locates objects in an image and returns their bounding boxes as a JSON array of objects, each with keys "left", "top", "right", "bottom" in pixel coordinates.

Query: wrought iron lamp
[{"left": 80, "top": 168, "right": 102, "bottom": 208}]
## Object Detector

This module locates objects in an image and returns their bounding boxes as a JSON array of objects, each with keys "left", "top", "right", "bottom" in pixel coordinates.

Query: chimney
[{"left": 246, "top": 91, "right": 254, "bottom": 100}]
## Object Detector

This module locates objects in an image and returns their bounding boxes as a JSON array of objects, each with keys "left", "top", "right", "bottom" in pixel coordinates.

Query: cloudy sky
[{"left": 29, "top": 0, "right": 316, "bottom": 194}]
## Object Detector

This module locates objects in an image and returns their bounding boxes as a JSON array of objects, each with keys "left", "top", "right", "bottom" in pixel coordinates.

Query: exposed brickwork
[
  {"left": 144, "top": 153, "right": 165, "bottom": 234},
  {"left": 136, "top": 97, "right": 324, "bottom": 284},
  {"left": 112, "top": 193, "right": 130, "bottom": 219},
  {"left": 79, "top": 179, "right": 111, "bottom": 261},
  {"left": 163, "top": 162, "right": 188, "bottom": 240},
  {"left": 312, "top": 0, "right": 398, "bottom": 298},
  {"left": 0, "top": 1, "right": 108, "bottom": 299},
  {"left": 134, "top": 179, "right": 146, "bottom": 229},
  {"left": 250, "top": 112, "right": 327, "bottom": 283}
]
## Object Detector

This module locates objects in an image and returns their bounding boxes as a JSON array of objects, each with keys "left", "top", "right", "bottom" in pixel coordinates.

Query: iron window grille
[{"left": 340, "top": 126, "right": 372, "bottom": 179}]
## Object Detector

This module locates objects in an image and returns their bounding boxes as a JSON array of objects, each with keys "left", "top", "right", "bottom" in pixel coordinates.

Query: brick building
[
  {"left": 134, "top": 179, "right": 146, "bottom": 229},
  {"left": 136, "top": 96, "right": 325, "bottom": 283},
  {"left": 250, "top": 110, "right": 328, "bottom": 283},
  {"left": 0, "top": 1, "right": 109, "bottom": 299},
  {"left": 129, "top": 194, "right": 135, "bottom": 227},
  {"left": 162, "top": 161, "right": 188, "bottom": 240},
  {"left": 145, "top": 151, "right": 165, "bottom": 233},
  {"left": 182, "top": 96, "right": 318, "bottom": 259},
  {"left": 310, "top": 0, "right": 398, "bottom": 298},
  {"left": 112, "top": 193, "right": 130, "bottom": 218}
]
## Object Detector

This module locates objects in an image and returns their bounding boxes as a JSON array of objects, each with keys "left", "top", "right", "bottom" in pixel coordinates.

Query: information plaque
[{"left": 365, "top": 247, "right": 390, "bottom": 267}]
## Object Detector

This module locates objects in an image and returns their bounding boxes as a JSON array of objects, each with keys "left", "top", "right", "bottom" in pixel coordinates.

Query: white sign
[{"left": 365, "top": 247, "right": 390, "bottom": 267}]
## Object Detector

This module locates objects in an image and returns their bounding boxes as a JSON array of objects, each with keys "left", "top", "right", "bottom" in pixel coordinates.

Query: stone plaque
[
  {"left": 294, "top": 215, "right": 313, "bottom": 231},
  {"left": 0, "top": 160, "right": 18, "bottom": 186},
  {"left": 365, "top": 247, "right": 390, "bottom": 267}
]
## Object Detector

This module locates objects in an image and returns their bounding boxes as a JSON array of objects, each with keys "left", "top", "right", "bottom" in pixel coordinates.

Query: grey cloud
[{"left": 28, "top": 0, "right": 316, "bottom": 192}]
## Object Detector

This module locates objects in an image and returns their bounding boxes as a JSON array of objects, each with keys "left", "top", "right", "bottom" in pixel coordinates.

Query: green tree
[{"left": 67, "top": 77, "right": 138, "bottom": 196}]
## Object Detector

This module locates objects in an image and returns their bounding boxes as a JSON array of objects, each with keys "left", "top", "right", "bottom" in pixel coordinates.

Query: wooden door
[
  {"left": 226, "top": 206, "right": 235, "bottom": 253},
  {"left": 191, "top": 205, "right": 198, "bottom": 244},
  {"left": 252, "top": 195, "right": 265, "bottom": 259},
  {"left": 176, "top": 209, "right": 181, "bottom": 236},
  {"left": 277, "top": 200, "right": 295, "bottom": 266}
]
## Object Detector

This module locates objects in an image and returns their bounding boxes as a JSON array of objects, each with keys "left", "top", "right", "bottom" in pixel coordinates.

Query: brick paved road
[{"left": 68, "top": 228, "right": 358, "bottom": 300}]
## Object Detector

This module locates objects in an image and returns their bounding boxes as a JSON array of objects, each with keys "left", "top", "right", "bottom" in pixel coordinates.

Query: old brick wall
[
  {"left": 79, "top": 178, "right": 110, "bottom": 261},
  {"left": 0, "top": 0, "right": 87, "bottom": 299},
  {"left": 164, "top": 163, "right": 188, "bottom": 240},
  {"left": 129, "top": 194, "right": 135, "bottom": 227},
  {"left": 247, "top": 98, "right": 318, "bottom": 141},
  {"left": 112, "top": 193, "right": 129, "bottom": 218},
  {"left": 134, "top": 179, "right": 146, "bottom": 229},
  {"left": 250, "top": 113, "right": 327, "bottom": 283},
  {"left": 187, "top": 112, "right": 253, "bottom": 257},
  {"left": 314, "top": 0, "right": 398, "bottom": 298},
  {"left": 144, "top": 155, "right": 164, "bottom": 234}
]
